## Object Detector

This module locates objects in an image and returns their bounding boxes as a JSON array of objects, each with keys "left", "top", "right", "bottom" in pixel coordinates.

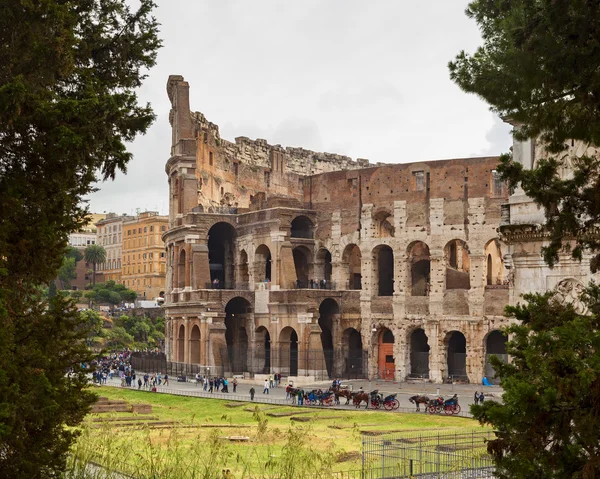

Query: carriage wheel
[
  {"left": 453, "top": 404, "right": 461, "bottom": 414},
  {"left": 427, "top": 405, "right": 437, "bottom": 414},
  {"left": 392, "top": 399, "right": 399, "bottom": 410},
  {"left": 384, "top": 401, "right": 393, "bottom": 411},
  {"left": 444, "top": 406, "right": 453, "bottom": 415}
]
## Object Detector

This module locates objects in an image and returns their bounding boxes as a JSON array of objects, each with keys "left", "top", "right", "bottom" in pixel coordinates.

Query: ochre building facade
[
  {"left": 163, "top": 75, "right": 511, "bottom": 383},
  {"left": 122, "top": 211, "right": 169, "bottom": 300}
]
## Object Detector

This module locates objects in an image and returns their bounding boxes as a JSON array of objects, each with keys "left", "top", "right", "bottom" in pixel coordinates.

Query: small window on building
[
  {"left": 209, "top": 152, "right": 213, "bottom": 165},
  {"left": 264, "top": 171, "right": 270, "bottom": 187},
  {"left": 150, "top": 226, "right": 153, "bottom": 232},
  {"left": 143, "top": 253, "right": 147, "bottom": 259},
  {"left": 385, "top": 355, "right": 394, "bottom": 363},
  {"left": 413, "top": 171, "right": 425, "bottom": 191},
  {"left": 144, "top": 227, "right": 147, "bottom": 233},
  {"left": 161, "top": 225, "right": 166, "bottom": 232},
  {"left": 127, "top": 230, "right": 131, "bottom": 236},
  {"left": 491, "top": 170, "right": 505, "bottom": 197},
  {"left": 161, "top": 252, "right": 165, "bottom": 258}
]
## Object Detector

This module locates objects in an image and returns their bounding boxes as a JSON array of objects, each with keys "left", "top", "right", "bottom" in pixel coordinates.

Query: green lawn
[{"left": 70, "top": 387, "right": 485, "bottom": 479}]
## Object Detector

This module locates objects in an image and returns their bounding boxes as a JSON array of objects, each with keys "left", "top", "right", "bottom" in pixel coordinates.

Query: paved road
[{"left": 99, "top": 375, "right": 502, "bottom": 415}]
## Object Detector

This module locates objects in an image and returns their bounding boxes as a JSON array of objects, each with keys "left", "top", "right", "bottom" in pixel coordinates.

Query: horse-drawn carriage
[
  {"left": 427, "top": 395, "right": 461, "bottom": 415},
  {"left": 351, "top": 390, "right": 399, "bottom": 410},
  {"left": 409, "top": 394, "right": 461, "bottom": 414}
]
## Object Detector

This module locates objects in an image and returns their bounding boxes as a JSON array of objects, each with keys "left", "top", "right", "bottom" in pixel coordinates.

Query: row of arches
[
  {"left": 174, "top": 220, "right": 503, "bottom": 294},
  {"left": 173, "top": 296, "right": 508, "bottom": 383},
  {"left": 376, "top": 327, "right": 507, "bottom": 382}
]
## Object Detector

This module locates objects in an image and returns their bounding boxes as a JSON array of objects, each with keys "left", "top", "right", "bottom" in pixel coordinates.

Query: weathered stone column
[
  {"left": 426, "top": 320, "right": 443, "bottom": 383},
  {"left": 468, "top": 254, "right": 486, "bottom": 317},
  {"left": 428, "top": 252, "right": 444, "bottom": 316}
]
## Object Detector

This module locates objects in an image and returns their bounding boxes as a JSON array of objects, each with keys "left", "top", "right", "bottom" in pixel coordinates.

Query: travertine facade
[
  {"left": 500, "top": 136, "right": 600, "bottom": 310},
  {"left": 163, "top": 75, "right": 512, "bottom": 383}
]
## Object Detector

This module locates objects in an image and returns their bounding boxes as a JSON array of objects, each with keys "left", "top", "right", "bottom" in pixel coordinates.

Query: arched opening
[
  {"left": 177, "top": 324, "right": 185, "bottom": 363},
  {"left": 373, "top": 210, "right": 394, "bottom": 238},
  {"left": 189, "top": 325, "right": 201, "bottom": 365},
  {"left": 279, "top": 327, "right": 298, "bottom": 376},
  {"left": 445, "top": 331, "right": 467, "bottom": 380},
  {"left": 408, "top": 241, "right": 431, "bottom": 296},
  {"left": 208, "top": 222, "right": 236, "bottom": 289},
  {"left": 318, "top": 298, "right": 339, "bottom": 378},
  {"left": 343, "top": 328, "right": 363, "bottom": 378},
  {"left": 255, "top": 326, "right": 271, "bottom": 374},
  {"left": 315, "top": 248, "right": 332, "bottom": 287},
  {"left": 485, "top": 330, "right": 508, "bottom": 384},
  {"left": 409, "top": 328, "right": 430, "bottom": 378},
  {"left": 293, "top": 246, "right": 313, "bottom": 288},
  {"left": 485, "top": 239, "right": 504, "bottom": 286},
  {"left": 373, "top": 245, "right": 394, "bottom": 296},
  {"left": 254, "top": 245, "right": 272, "bottom": 283},
  {"left": 238, "top": 250, "right": 249, "bottom": 289},
  {"left": 444, "top": 240, "right": 470, "bottom": 290},
  {"left": 377, "top": 328, "right": 395, "bottom": 380},
  {"left": 225, "top": 297, "right": 251, "bottom": 374},
  {"left": 290, "top": 216, "right": 314, "bottom": 239},
  {"left": 177, "top": 249, "right": 186, "bottom": 289},
  {"left": 342, "top": 244, "right": 362, "bottom": 290}
]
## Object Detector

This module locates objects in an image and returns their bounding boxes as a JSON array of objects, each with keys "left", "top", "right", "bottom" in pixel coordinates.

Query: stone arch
[
  {"left": 238, "top": 249, "right": 249, "bottom": 288},
  {"left": 279, "top": 326, "right": 299, "bottom": 376},
  {"left": 315, "top": 248, "right": 332, "bottom": 285},
  {"left": 373, "top": 245, "right": 394, "bottom": 296},
  {"left": 208, "top": 222, "right": 237, "bottom": 289},
  {"left": 408, "top": 328, "right": 430, "bottom": 378},
  {"left": 177, "top": 324, "right": 185, "bottom": 363},
  {"left": 293, "top": 245, "right": 313, "bottom": 288},
  {"left": 444, "top": 331, "right": 467, "bottom": 380},
  {"left": 189, "top": 324, "right": 201, "bottom": 365},
  {"left": 318, "top": 298, "right": 339, "bottom": 378},
  {"left": 484, "top": 239, "right": 504, "bottom": 286},
  {"left": 373, "top": 209, "right": 395, "bottom": 238},
  {"left": 255, "top": 326, "right": 271, "bottom": 374},
  {"left": 225, "top": 297, "right": 251, "bottom": 374},
  {"left": 377, "top": 327, "right": 395, "bottom": 380},
  {"left": 290, "top": 215, "right": 314, "bottom": 239},
  {"left": 342, "top": 327, "right": 364, "bottom": 378},
  {"left": 341, "top": 243, "right": 362, "bottom": 290},
  {"left": 407, "top": 241, "right": 431, "bottom": 296},
  {"left": 444, "top": 239, "right": 470, "bottom": 290},
  {"left": 485, "top": 330, "right": 508, "bottom": 384},
  {"left": 254, "top": 244, "right": 272, "bottom": 282},
  {"left": 177, "top": 248, "right": 186, "bottom": 289}
]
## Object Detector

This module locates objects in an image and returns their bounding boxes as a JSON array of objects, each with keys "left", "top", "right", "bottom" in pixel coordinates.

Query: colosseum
[{"left": 162, "top": 75, "right": 514, "bottom": 384}]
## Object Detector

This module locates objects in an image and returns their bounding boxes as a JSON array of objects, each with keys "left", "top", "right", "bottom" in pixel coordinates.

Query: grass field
[{"left": 69, "top": 387, "right": 485, "bottom": 479}]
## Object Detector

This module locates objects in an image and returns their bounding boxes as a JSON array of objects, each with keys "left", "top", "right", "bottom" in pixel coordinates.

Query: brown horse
[
  {"left": 353, "top": 392, "right": 370, "bottom": 409},
  {"left": 408, "top": 395, "right": 430, "bottom": 412},
  {"left": 333, "top": 388, "right": 354, "bottom": 405}
]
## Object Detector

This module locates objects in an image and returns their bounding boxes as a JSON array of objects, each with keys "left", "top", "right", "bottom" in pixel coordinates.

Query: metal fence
[
  {"left": 222, "top": 346, "right": 369, "bottom": 380},
  {"left": 362, "top": 429, "right": 495, "bottom": 478},
  {"left": 130, "top": 352, "right": 224, "bottom": 379}
]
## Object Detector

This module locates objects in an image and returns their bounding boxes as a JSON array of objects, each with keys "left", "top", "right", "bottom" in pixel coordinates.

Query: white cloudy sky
[{"left": 88, "top": 0, "right": 512, "bottom": 216}]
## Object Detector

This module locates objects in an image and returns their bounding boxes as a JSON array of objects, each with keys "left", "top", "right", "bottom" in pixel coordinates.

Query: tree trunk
[{"left": 92, "top": 263, "right": 96, "bottom": 287}]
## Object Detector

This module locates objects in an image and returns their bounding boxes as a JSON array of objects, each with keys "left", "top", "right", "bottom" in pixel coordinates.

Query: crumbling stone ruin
[{"left": 163, "top": 75, "right": 513, "bottom": 384}]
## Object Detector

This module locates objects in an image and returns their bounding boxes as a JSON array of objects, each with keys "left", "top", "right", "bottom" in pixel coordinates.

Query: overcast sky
[{"left": 87, "top": 0, "right": 512, "bottom": 216}]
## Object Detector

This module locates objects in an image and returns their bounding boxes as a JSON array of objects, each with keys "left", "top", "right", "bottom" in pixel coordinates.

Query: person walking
[
  {"left": 222, "top": 378, "right": 228, "bottom": 393},
  {"left": 137, "top": 378, "right": 142, "bottom": 390},
  {"left": 249, "top": 386, "right": 255, "bottom": 401},
  {"left": 297, "top": 388, "right": 303, "bottom": 406},
  {"left": 474, "top": 391, "right": 479, "bottom": 405},
  {"left": 204, "top": 377, "right": 208, "bottom": 391},
  {"left": 209, "top": 378, "right": 214, "bottom": 393},
  {"left": 233, "top": 378, "right": 238, "bottom": 393},
  {"left": 263, "top": 379, "right": 269, "bottom": 394},
  {"left": 479, "top": 392, "right": 485, "bottom": 404},
  {"left": 163, "top": 374, "right": 169, "bottom": 386}
]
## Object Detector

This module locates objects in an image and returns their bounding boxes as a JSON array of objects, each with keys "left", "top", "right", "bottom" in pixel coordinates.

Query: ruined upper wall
[{"left": 167, "top": 75, "right": 374, "bottom": 212}]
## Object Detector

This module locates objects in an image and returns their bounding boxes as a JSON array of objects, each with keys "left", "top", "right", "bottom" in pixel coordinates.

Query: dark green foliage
[
  {"left": 87, "top": 280, "right": 137, "bottom": 310},
  {"left": 471, "top": 288, "right": 600, "bottom": 478},
  {"left": 449, "top": 0, "right": 600, "bottom": 271},
  {"left": 0, "top": 0, "right": 160, "bottom": 476}
]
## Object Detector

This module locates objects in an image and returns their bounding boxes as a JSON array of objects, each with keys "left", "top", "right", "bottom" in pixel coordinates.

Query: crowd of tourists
[{"left": 89, "top": 350, "right": 171, "bottom": 390}]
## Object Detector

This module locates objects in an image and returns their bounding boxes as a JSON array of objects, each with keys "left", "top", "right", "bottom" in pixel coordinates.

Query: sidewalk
[{"left": 98, "top": 375, "right": 502, "bottom": 416}]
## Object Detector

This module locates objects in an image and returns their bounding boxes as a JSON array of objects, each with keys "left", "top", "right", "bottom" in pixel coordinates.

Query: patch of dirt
[
  {"left": 266, "top": 410, "right": 313, "bottom": 418},
  {"left": 336, "top": 451, "right": 360, "bottom": 463},
  {"left": 224, "top": 403, "right": 245, "bottom": 408}
]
